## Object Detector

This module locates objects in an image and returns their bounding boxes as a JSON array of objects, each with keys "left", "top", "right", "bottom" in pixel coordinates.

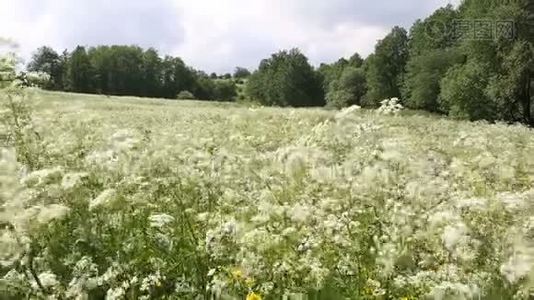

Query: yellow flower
[
  {"left": 246, "top": 291, "right": 262, "bottom": 300},
  {"left": 231, "top": 267, "right": 243, "bottom": 280}
]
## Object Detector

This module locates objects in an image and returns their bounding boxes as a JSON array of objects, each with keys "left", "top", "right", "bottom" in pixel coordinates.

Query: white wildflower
[
  {"left": 85, "top": 150, "right": 118, "bottom": 166},
  {"left": 89, "top": 189, "right": 117, "bottom": 210},
  {"left": 61, "top": 172, "right": 88, "bottom": 190},
  {"left": 335, "top": 105, "right": 361, "bottom": 120},
  {"left": 377, "top": 97, "right": 403, "bottom": 115},
  {"left": 148, "top": 213, "right": 175, "bottom": 228},
  {"left": 289, "top": 204, "right": 312, "bottom": 223},
  {"left": 500, "top": 241, "right": 534, "bottom": 284},
  {"left": 497, "top": 192, "right": 524, "bottom": 211},
  {"left": 35, "top": 271, "right": 59, "bottom": 289},
  {"left": 442, "top": 223, "right": 468, "bottom": 251},
  {"left": 106, "top": 287, "right": 125, "bottom": 300},
  {"left": 430, "top": 281, "right": 480, "bottom": 300},
  {"left": 37, "top": 204, "right": 70, "bottom": 224},
  {"left": 21, "top": 166, "right": 63, "bottom": 188},
  {"left": 0, "top": 231, "right": 22, "bottom": 267},
  {"left": 110, "top": 129, "right": 140, "bottom": 150}
]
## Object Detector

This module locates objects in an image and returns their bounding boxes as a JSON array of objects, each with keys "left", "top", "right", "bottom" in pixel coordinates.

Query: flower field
[{"left": 2, "top": 89, "right": 534, "bottom": 299}]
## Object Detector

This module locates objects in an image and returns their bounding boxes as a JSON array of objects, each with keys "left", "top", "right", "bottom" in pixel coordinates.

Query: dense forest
[
  {"left": 27, "top": 0, "right": 533, "bottom": 125},
  {"left": 27, "top": 45, "right": 239, "bottom": 101}
]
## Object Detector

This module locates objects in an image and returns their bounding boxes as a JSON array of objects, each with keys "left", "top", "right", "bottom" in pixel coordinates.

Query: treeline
[
  {"left": 28, "top": 0, "right": 533, "bottom": 124},
  {"left": 27, "top": 45, "right": 239, "bottom": 101},
  {"left": 246, "top": 0, "right": 533, "bottom": 124}
]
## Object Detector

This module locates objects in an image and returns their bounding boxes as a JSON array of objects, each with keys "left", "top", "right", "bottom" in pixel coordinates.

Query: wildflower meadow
[{"left": 2, "top": 85, "right": 534, "bottom": 299}]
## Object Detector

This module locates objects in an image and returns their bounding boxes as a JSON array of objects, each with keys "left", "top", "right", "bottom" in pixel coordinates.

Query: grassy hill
[{"left": 2, "top": 90, "right": 534, "bottom": 299}]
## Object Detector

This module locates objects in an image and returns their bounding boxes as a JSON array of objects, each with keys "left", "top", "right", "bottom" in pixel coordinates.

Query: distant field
[{"left": 2, "top": 90, "right": 534, "bottom": 299}]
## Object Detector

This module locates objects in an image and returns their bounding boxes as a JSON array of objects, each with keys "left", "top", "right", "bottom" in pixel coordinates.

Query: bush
[
  {"left": 212, "top": 80, "right": 237, "bottom": 101},
  {"left": 176, "top": 90, "right": 195, "bottom": 100},
  {"left": 326, "top": 67, "right": 366, "bottom": 109}
]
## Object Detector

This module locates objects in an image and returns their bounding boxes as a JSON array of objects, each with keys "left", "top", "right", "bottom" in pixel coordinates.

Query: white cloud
[{"left": 0, "top": 0, "right": 460, "bottom": 73}]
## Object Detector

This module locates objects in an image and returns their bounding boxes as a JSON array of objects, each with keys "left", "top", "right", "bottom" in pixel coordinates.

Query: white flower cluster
[
  {"left": 1, "top": 88, "right": 534, "bottom": 299},
  {"left": 377, "top": 97, "right": 403, "bottom": 115}
]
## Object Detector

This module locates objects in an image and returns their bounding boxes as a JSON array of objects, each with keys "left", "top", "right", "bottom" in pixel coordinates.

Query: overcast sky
[{"left": 0, "top": 0, "right": 459, "bottom": 73}]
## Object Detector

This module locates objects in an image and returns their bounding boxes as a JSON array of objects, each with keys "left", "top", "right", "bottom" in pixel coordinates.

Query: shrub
[
  {"left": 176, "top": 90, "right": 195, "bottom": 100},
  {"left": 326, "top": 67, "right": 366, "bottom": 109}
]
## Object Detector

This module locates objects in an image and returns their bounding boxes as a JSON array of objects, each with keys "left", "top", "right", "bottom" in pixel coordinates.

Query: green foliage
[
  {"left": 451, "top": 0, "right": 534, "bottom": 124},
  {"left": 65, "top": 46, "right": 94, "bottom": 93},
  {"left": 194, "top": 76, "right": 238, "bottom": 101},
  {"left": 318, "top": 58, "right": 349, "bottom": 91},
  {"left": 0, "top": 53, "right": 17, "bottom": 89},
  {"left": 364, "top": 27, "right": 409, "bottom": 106},
  {"left": 160, "top": 56, "right": 196, "bottom": 99},
  {"left": 246, "top": 48, "right": 324, "bottom": 107},
  {"left": 213, "top": 80, "right": 238, "bottom": 101},
  {"left": 403, "top": 49, "right": 463, "bottom": 112},
  {"left": 407, "top": 5, "right": 459, "bottom": 58},
  {"left": 439, "top": 61, "right": 496, "bottom": 120},
  {"left": 30, "top": 45, "right": 237, "bottom": 102},
  {"left": 402, "top": 5, "right": 462, "bottom": 113},
  {"left": 140, "top": 48, "right": 163, "bottom": 97},
  {"left": 348, "top": 53, "right": 364, "bottom": 68},
  {"left": 326, "top": 67, "right": 366, "bottom": 108},
  {"left": 318, "top": 52, "right": 363, "bottom": 94},
  {"left": 27, "top": 46, "right": 66, "bottom": 90},
  {"left": 233, "top": 67, "right": 251, "bottom": 79},
  {"left": 486, "top": 41, "right": 534, "bottom": 123}
]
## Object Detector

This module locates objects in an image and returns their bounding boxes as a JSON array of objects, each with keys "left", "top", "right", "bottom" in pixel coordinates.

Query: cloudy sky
[{"left": 0, "top": 0, "right": 459, "bottom": 73}]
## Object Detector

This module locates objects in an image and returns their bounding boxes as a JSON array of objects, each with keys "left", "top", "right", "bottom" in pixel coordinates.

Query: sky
[{"left": 0, "top": 0, "right": 460, "bottom": 73}]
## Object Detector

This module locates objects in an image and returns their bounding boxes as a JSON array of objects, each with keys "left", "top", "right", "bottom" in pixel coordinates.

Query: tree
[
  {"left": 318, "top": 58, "right": 349, "bottom": 90},
  {"left": 141, "top": 48, "right": 162, "bottom": 97},
  {"left": 213, "top": 80, "right": 238, "bottom": 101},
  {"left": 348, "top": 53, "right": 364, "bottom": 68},
  {"left": 160, "top": 56, "right": 196, "bottom": 99},
  {"left": 401, "top": 5, "right": 462, "bottom": 113},
  {"left": 364, "top": 27, "right": 409, "bottom": 106},
  {"left": 65, "top": 46, "right": 93, "bottom": 93},
  {"left": 407, "top": 5, "right": 459, "bottom": 58},
  {"left": 444, "top": 0, "right": 534, "bottom": 124},
  {"left": 233, "top": 67, "right": 251, "bottom": 79},
  {"left": 27, "top": 46, "right": 65, "bottom": 90},
  {"left": 88, "top": 46, "right": 113, "bottom": 94},
  {"left": 402, "top": 49, "right": 463, "bottom": 112},
  {"left": 439, "top": 61, "right": 497, "bottom": 121},
  {"left": 326, "top": 67, "right": 367, "bottom": 108},
  {"left": 486, "top": 41, "right": 533, "bottom": 123},
  {"left": 246, "top": 48, "right": 324, "bottom": 107}
]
